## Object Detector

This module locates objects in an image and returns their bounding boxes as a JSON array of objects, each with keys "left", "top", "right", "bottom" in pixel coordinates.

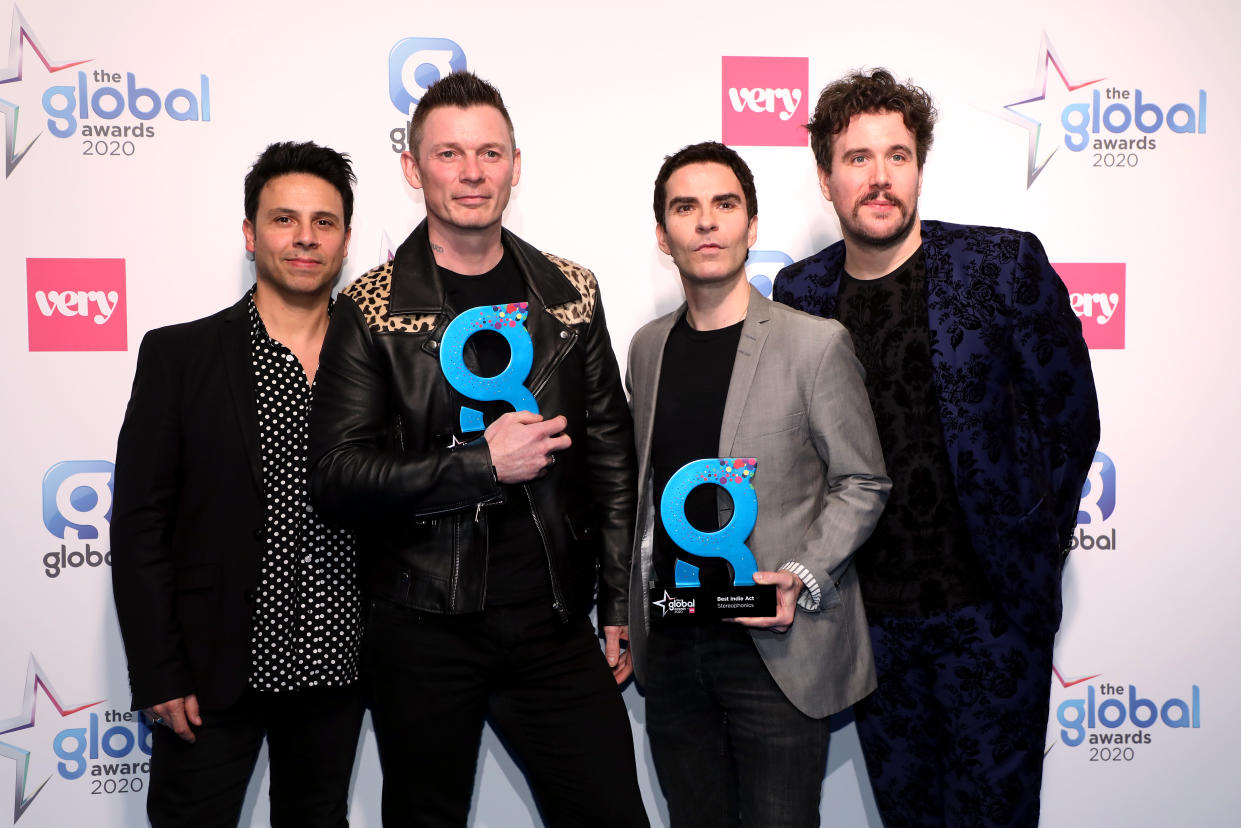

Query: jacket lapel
[
  {"left": 632, "top": 307, "right": 681, "bottom": 478},
  {"left": 718, "top": 287, "right": 772, "bottom": 455},
  {"left": 219, "top": 295, "right": 263, "bottom": 493}
]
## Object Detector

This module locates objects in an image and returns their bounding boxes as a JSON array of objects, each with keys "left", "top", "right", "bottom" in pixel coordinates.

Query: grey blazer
[{"left": 625, "top": 287, "right": 890, "bottom": 718}]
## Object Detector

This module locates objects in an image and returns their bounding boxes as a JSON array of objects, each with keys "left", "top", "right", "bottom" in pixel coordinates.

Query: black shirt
[
  {"left": 440, "top": 255, "right": 550, "bottom": 605},
  {"left": 650, "top": 315, "right": 744, "bottom": 588},
  {"left": 835, "top": 249, "right": 989, "bottom": 616}
]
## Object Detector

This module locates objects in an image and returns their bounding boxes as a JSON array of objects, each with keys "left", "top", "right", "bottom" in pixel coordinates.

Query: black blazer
[{"left": 111, "top": 295, "right": 265, "bottom": 711}]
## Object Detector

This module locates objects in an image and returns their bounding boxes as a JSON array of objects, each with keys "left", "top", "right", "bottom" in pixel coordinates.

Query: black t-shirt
[
  {"left": 650, "top": 315, "right": 744, "bottom": 588},
  {"left": 440, "top": 255, "right": 549, "bottom": 605},
  {"left": 835, "top": 248, "right": 988, "bottom": 616}
]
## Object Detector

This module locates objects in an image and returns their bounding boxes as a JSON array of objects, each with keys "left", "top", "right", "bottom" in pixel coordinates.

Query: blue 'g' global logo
[
  {"left": 1077, "top": 451, "right": 1115, "bottom": 525},
  {"left": 42, "top": 460, "right": 114, "bottom": 541},
  {"left": 745, "top": 250, "right": 792, "bottom": 298},
  {"left": 388, "top": 38, "right": 467, "bottom": 117}
]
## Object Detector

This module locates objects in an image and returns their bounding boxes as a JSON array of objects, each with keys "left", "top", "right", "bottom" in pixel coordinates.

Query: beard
[{"left": 839, "top": 189, "right": 919, "bottom": 250}]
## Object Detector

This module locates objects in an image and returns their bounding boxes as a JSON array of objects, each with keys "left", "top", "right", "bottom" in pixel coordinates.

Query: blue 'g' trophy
[
  {"left": 439, "top": 303, "right": 538, "bottom": 432},
  {"left": 650, "top": 458, "right": 776, "bottom": 622}
]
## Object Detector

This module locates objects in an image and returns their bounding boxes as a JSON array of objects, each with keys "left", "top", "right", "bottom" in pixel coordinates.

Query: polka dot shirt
[{"left": 247, "top": 296, "right": 362, "bottom": 692}]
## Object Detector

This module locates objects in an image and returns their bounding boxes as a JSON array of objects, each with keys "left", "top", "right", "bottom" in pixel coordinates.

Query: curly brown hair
[{"left": 806, "top": 68, "right": 937, "bottom": 173}]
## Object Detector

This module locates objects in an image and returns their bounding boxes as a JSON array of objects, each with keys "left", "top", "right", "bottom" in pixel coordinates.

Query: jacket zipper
[
  {"left": 524, "top": 484, "right": 568, "bottom": 621},
  {"left": 450, "top": 514, "right": 461, "bottom": 612}
]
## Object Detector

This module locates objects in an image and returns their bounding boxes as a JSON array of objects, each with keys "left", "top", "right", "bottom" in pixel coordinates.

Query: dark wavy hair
[
  {"left": 243, "top": 141, "right": 356, "bottom": 227},
  {"left": 806, "top": 68, "right": 937, "bottom": 172},
  {"left": 652, "top": 141, "right": 757, "bottom": 229},
  {"left": 407, "top": 71, "right": 515, "bottom": 156}
]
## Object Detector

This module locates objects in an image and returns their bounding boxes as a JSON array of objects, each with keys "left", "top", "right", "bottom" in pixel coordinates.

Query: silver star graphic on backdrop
[
  {"left": 0, "top": 654, "right": 102, "bottom": 822},
  {"left": 0, "top": 5, "right": 91, "bottom": 177}
]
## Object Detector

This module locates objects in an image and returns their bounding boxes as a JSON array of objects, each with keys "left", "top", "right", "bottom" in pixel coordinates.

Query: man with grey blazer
[{"left": 626, "top": 142, "right": 890, "bottom": 828}]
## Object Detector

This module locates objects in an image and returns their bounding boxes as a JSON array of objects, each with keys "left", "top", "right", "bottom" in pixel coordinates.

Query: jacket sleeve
[
  {"left": 579, "top": 289, "right": 637, "bottom": 627},
  {"left": 110, "top": 331, "right": 195, "bottom": 710},
  {"left": 309, "top": 293, "right": 502, "bottom": 524},
  {"left": 789, "top": 324, "right": 891, "bottom": 598},
  {"left": 1011, "top": 232, "right": 1101, "bottom": 549}
]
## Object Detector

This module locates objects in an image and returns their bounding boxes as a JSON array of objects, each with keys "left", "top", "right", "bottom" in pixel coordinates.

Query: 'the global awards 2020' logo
[
  {"left": 387, "top": 37, "right": 467, "bottom": 153},
  {"left": 652, "top": 590, "right": 695, "bottom": 618},
  {"left": 27, "top": 258, "right": 126, "bottom": 351},
  {"left": 1050, "top": 665, "right": 1201, "bottom": 764},
  {"left": 41, "top": 460, "right": 113, "bottom": 578},
  {"left": 991, "top": 32, "right": 1206, "bottom": 187},
  {"left": 745, "top": 249, "right": 792, "bottom": 298},
  {"left": 0, "top": 655, "right": 149, "bottom": 824},
  {"left": 721, "top": 57, "right": 808, "bottom": 147},
  {"left": 1054, "top": 262, "right": 1125, "bottom": 350},
  {"left": 0, "top": 4, "right": 212, "bottom": 179},
  {"left": 1072, "top": 451, "right": 1115, "bottom": 552}
]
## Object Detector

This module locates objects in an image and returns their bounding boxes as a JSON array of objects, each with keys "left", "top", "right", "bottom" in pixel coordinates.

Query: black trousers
[
  {"left": 365, "top": 598, "right": 649, "bottom": 828},
  {"left": 146, "top": 684, "right": 365, "bottom": 828},
  {"left": 644, "top": 624, "right": 831, "bottom": 828}
]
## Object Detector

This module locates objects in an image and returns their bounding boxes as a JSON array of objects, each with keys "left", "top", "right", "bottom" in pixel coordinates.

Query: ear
[
  {"left": 746, "top": 215, "right": 758, "bottom": 249},
  {"left": 917, "top": 165, "right": 923, "bottom": 197},
  {"left": 242, "top": 218, "right": 256, "bottom": 254},
  {"left": 816, "top": 166, "right": 834, "bottom": 203},
  {"left": 401, "top": 151, "right": 422, "bottom": 190},
  {"left": 655, "top": 221, "right": 670, "bottom": 256},
  {"left": 343, "top": 226, "right": 352, "bottom": 260},
  {"left": 511, "top": 147, "right": 522, "bottom": 187}
]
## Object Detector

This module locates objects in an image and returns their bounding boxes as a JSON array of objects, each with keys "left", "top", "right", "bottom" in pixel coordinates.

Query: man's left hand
[
  {"left": 602, "top": 625, "right": 633, "bottom": 685},
  {"left": 729, "top": 570, "right": 803, "bottom": 633}
]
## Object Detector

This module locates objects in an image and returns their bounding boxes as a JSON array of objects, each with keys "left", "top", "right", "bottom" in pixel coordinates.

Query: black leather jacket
[{"left": 309, "top": 222, "right": 636, "bottom": 626}]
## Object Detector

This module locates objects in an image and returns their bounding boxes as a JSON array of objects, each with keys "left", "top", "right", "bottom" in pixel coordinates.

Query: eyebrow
[
  {"left": 265, "top": 206, "right": 342, "bottom": 221},
  {"left": 427, "top": 140, "right": 508, "bottom": 153},
  {"left": 839, "top": 143, "right": 915, "bottom": 158},
  {"left": 667, "top": 192, "right": 743, "bottom": 209}
]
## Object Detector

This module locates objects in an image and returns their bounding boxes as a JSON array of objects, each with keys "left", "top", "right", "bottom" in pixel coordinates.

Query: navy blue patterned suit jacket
[{"left": 774, "top": 220, "right": 1100, "bottom": 638}]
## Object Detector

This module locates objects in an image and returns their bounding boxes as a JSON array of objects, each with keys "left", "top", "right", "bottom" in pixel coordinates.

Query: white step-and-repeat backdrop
[{"left": 3, "top": 0, "right": 1238, "bottom": 825}]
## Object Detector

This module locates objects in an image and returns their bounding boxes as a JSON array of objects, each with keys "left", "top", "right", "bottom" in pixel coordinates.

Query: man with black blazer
[{"left": 111, "top": 141, "right": 364, "bottom": 828}]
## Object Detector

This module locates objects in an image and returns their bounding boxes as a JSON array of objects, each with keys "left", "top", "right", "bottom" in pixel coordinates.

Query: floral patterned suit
[{"left": 774, "top": 220, "right": 1100, "bottom": 827}]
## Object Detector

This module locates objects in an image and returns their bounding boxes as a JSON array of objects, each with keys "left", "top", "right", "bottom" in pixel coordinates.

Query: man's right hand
[
  {"left": 484, "top": 411, "right": 571, "bottom": 484},
  {"left": 145, "top": 694, "right": 201, "bottom": 743}
]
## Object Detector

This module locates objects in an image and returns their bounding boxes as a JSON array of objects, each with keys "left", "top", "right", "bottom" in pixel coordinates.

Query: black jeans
[
  {"left": 365, "top": 598, "right": 649, "bottom": 828},
  {"left": 644, "top": 624, "right": 831, "bottom": 828},
  {"left": 146, "top": 684, "right": 364, "bottom": 828}
]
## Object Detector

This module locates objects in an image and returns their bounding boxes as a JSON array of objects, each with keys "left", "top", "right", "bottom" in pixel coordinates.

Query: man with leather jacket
[{"left": 309, "top": 71, "right": 647, "bottom": 828}]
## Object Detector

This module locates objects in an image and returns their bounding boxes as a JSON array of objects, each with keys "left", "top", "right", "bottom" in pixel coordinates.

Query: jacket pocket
[{"left": 734, "top": 409, "right": 805, "bottom": 440}]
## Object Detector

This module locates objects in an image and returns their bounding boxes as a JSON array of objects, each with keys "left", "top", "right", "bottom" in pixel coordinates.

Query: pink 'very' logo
[
  {"left": 27, "top": 258, "right": 127, "bottom": 352},
  {"left": 1053, "top": 263, "right": 1125, "bottom": 350},
  {"left": 721, "top": 56, "right": 808, "bottom": 147}
]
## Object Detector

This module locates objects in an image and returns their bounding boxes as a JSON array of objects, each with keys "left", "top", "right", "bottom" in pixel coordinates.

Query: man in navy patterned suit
[{"left": 773, "top": 68, "right": 1099, "bottom": 828}]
